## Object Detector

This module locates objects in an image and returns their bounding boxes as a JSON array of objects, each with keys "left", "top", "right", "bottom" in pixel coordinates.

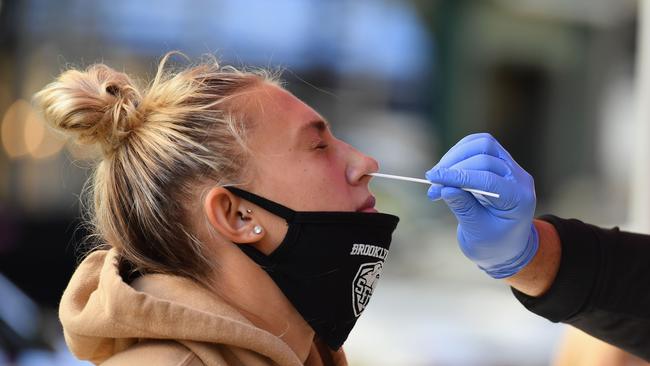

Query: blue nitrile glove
[{"left": 425, "top": 133, "right": 538, "bottom": 279}]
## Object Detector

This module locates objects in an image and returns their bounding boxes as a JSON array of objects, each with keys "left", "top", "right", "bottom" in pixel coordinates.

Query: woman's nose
[{"left": 346, "top": 146, "right": 379, "bottom": 185}]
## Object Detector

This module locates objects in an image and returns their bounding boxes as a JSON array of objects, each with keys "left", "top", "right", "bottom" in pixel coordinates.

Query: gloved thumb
[
  {"left": 427, "top": 167, "right": 517, "bottom": 210},
  {"left": 440, "top": 186, "right": 482, "bottom": 221},
  {"left": 426, "top": 167, "right": 479, "bottom": 190},
  {"left": 427, "top": 184, "right": 443, "bottom": 201}
]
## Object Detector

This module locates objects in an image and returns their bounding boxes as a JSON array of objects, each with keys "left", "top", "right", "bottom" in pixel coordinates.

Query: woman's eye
[{"left": 312, "top": 140, "right": 328, "bottom": 150}]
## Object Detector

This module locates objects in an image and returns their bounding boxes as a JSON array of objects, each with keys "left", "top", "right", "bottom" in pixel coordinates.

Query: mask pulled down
[{"left": 225, "top": 187, "right": 400, "bottom": 350}]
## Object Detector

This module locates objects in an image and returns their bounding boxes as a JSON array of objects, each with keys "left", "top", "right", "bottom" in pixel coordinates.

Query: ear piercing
[{"left": 243, "top": 209, "right": 262, "bottom": 234}]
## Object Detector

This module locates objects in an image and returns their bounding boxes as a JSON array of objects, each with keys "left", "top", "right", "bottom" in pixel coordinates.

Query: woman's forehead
[{"left": 245, "top": 83, "right": 323, "bottom": 131}]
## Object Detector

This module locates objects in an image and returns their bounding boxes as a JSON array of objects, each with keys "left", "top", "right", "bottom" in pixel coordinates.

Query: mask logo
[{"left": 352, "top": 261, "right": 384, "bottom": 317}]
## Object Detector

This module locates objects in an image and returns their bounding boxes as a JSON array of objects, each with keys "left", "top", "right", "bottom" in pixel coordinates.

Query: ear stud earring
[
  {"left": 253, "top": 225, "right": 263, "bottom": 235},
  {"left": 246, "top": 209, "right": 253, "bottom": 214}
]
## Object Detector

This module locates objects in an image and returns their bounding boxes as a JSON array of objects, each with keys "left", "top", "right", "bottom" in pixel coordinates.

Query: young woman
[{"left": 35, "top": 54, "right": 399, "bottom": 366}]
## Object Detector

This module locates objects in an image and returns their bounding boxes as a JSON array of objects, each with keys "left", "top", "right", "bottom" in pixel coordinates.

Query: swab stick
[{"left": 369, "top": 173, "right": 500, "bottom": 199}]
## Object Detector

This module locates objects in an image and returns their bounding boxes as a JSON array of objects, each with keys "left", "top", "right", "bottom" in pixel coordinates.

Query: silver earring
[
  {"left": 253, "top": 225, "right": 263, "bottom": 235},
  {"left": 246, "top": 209, "right": 253, "bottom": 214}
]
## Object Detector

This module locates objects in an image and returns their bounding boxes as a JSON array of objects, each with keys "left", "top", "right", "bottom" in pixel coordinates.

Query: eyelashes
[{"left": 310, "top": 138, "right": 329, "bottom": 150}]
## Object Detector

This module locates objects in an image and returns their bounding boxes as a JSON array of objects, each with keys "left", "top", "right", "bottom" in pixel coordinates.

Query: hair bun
[{"left": 34, "top": 64, "right": 142, "bottom": 155}]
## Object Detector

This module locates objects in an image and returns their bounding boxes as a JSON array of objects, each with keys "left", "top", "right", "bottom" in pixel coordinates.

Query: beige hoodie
[{"left": 59, "top": 249, "right": 347, "bottom": 366}]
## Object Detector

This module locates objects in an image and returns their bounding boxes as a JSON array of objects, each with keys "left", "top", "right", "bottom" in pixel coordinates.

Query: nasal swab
[{"left": 368, "top": 172, "right": 501, "bottom": 199}]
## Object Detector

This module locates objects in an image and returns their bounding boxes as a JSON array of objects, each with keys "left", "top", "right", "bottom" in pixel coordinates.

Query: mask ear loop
[
  {"left": 225, "top": 186, "right": 301, "bottom": 264},
  {"left": 224, "top": 186, "right": 296, "bottom": 222}
]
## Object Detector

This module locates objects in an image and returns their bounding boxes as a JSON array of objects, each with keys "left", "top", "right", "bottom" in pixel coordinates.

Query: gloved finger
[
  {"left": 440, "top": 187, "right": 483, "bottom": 220},
  {"left": 449, "top": 154, "right": 511, "bottom": 177},
  {"left": 461, "top": 134, "right": 523, "bottom": 172},
  {"left": 456, "top": 133, "right": 514, "bottom": 159},
  {"left": 430, "top": 134, "right": 501, "bottom": 171},
  {"left": 454, "top": 132, "right": 495, "bottom": 146},
  {"left": 426, "top": 168, "right": 518, "bottom": 210},
  {"left": 427, "top": 183, "right": 443, "bottom": 201}
]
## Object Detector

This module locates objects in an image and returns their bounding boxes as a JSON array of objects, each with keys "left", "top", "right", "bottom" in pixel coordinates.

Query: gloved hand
[{"left": 425, "top": 133, "right": 538, "bottom": 279}]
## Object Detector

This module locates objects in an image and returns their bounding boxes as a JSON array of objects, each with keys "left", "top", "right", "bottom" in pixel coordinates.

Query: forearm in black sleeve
[{"left": 511, "top": 215, "right": 650, "bottom": 360}]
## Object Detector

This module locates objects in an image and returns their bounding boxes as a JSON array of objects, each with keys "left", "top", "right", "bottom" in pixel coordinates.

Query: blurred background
[{"left": 0, "top": 0, "right": 646, "bottom": 365}]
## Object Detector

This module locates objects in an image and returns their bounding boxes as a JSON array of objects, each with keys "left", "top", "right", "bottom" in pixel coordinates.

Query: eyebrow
[
  {"left": 300, "top": 119, "right": 330, "bottom": 132},
  {"left": 297, "top": 119, "right": 331, "bottom": 135}
]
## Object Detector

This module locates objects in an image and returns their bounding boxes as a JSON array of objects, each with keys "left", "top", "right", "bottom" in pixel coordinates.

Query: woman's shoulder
[{"left": 100, "top": 340, "right": 205, "bottom": 366}]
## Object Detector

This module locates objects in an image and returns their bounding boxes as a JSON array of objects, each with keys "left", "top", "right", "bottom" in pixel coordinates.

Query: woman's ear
[{"left": 204, "top": 187, "right": 265, "bottom": 244}]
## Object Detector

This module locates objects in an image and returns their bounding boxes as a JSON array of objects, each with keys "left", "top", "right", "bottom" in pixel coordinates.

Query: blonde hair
[{"left": 34, "top": 53, "right": 278, "bottom": 287}]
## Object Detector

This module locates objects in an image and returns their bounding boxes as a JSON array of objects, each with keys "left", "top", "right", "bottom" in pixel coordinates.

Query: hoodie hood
[{"left": 59, "top": 249, "right": 308, "bottom": 365}]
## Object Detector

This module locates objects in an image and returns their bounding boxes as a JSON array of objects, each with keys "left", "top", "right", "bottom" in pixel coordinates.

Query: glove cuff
[{"left": 481, "top": 224, "right": 540, "bottom": 279}]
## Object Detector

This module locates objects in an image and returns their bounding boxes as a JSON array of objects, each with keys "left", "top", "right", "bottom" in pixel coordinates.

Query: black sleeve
[{"left": 511, "top": 215, "right": 650, "bottom": 360}]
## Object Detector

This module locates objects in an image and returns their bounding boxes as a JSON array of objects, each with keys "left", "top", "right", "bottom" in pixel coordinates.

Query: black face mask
[{"left": 225, "top": 187, "right": 399, "bottom": 350}]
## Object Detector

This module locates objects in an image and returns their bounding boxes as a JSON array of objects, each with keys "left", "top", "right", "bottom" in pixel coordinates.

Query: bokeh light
[
  {"left": 1, "top": 99, "right": 66, "bottom": 160},
  {"left": 2, "top": 100, "right": 31, "bottom": 158}
]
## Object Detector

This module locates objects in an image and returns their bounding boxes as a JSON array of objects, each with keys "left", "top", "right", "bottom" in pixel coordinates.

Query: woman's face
[{"left": 243, "top": 83, "right": 379, "bottom": 214}]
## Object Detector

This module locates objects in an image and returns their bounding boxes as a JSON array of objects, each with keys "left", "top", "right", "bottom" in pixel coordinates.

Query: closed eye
[{"left": 310, "top": 138, "right": 328, "bottom": 150}]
